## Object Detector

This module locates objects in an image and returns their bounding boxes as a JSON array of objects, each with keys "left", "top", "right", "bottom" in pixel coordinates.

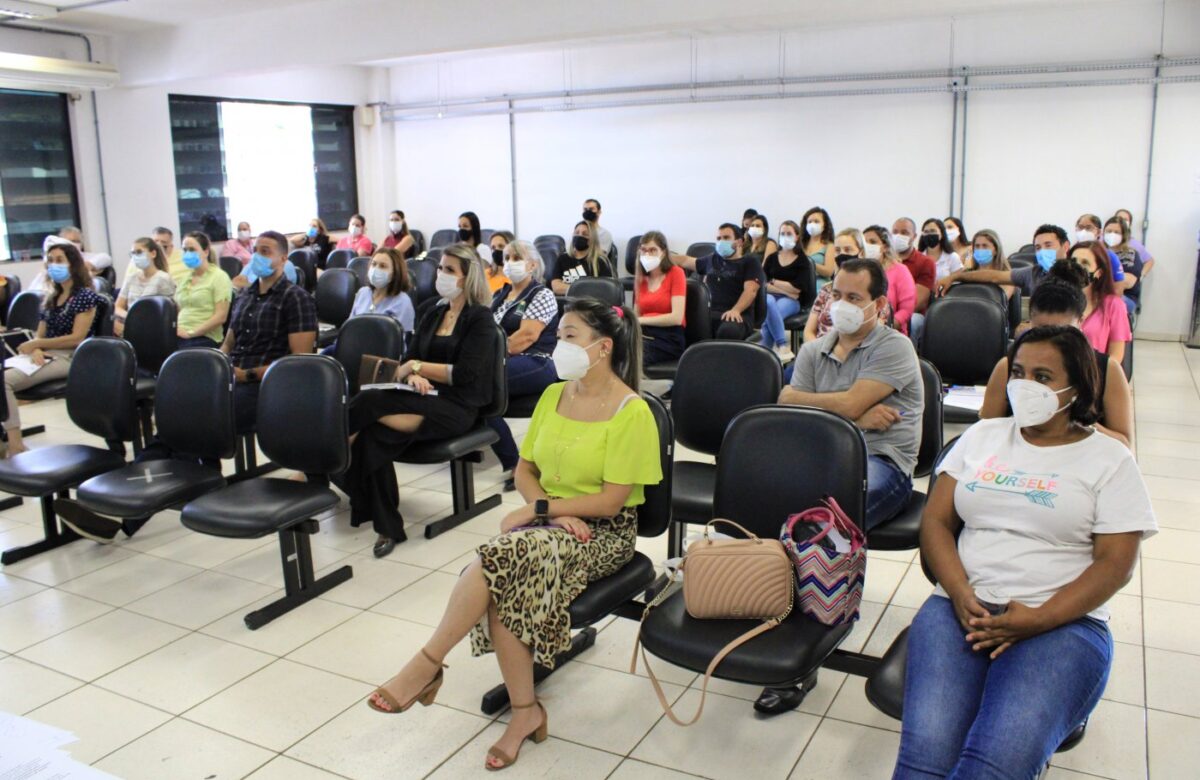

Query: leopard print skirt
[{"left": 469, "top": 507, "right": 638, "bottom": 669}]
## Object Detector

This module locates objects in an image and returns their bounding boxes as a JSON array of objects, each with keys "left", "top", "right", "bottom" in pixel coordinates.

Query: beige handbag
[
  {"left": 631, "top": 518, "right": 794, "bottom": 725},
  {"left": 358, "top": 354, "right": 404, "bottom": 388}
]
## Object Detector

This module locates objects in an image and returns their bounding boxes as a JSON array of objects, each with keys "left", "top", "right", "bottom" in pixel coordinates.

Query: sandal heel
[
  {"left": 418, "top": 679, "right": 442, "bottom": 706},
  {"left": 531, "top": 723, "right": 548, "bottom": 743}
]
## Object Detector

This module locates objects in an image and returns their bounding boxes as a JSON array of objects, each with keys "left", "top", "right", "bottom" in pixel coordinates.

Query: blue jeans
[
  {"left": 894, "top": 595, "right": 1111, "bottom": 779},
  {"left": 1123, "top": 295, "right": 1138, "bottom": 316},
  {"left": 867, "top": 455, "right": 912, "bottom": 530},
  {"left": 177, "top": 336, "right": 220, "bottom": 350},
  {"left": 488, "top": 354, "right": 558, "bottom": 471},
  {"left": 760, "top": 294, "right": 802, "bottom": 348},
  {"left": 909, "top": 312, "right": 926, "bottom": 349}
]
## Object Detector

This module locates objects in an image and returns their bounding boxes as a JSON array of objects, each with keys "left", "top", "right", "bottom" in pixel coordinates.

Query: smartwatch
[{"left": 534, "top": 498, "right": 550, "bottom": 524}]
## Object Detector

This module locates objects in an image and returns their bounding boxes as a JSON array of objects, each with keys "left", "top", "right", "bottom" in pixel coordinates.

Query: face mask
[
  {"left": 182, "top": 250, "right": 202, "bottom": 269},
  {"left": 389, "top": 220, "right": 403, "bottom": 234},
  {"left": 891, "top": 234, "right": 912, "bottom": 254},
  {"left": 747, "top": 226, "right": 764, "bottom": 240},
  {"left": 639, "top": 253, "right": 661, "bottom": 273},
  {"left": 1007, "top": 378, "right": 1074, "bottom": 427},
  {"left": 834, "top": 253, "right": 857, "bottom": 269},
  {"left": 829, "top": 298, "right": 875, "bottom": 335},
  {"left": 863, "top": 242, "right": 882, "bottom": 261},
  {"left": 283, "top": 260, "right": 297, "bottom": 284},
  {"left": 238, "top": 230, "right": 251, "bottom": 241},
  {"left": 572, "top": 235, "right": 590, "bottom": 253},
  {"left": 249, "top": 253, "right": 274, "bottom": 279},
  {"left": 1035, "top": 248, "right": 1057, "bottom": 271},
  {"left": 1075, "top": 229, "right": 1096, "bottom": 243},
  {"left": 973, "top": 248, "right": 994, "bottom": 265},
  {"left": 806, "top": 221, "right": 822, "bottom": 237},
  {"left": 945, "top": 227, "right": 960, "bottom": 243},
  {"left": 131, "top": 252, "right": 151, "bottom": 270},
  {"left": 491, "top": 248, "right": 504, "bottom": 265},
  {"left": 552, "top": 339, "right": 601, "bottom": 380},
  {"left": 504, "top": 260, "right": 529, "bottom": 284},
  {"left": 436, "top": 270, "right": 462, "bottom": 301},
  {"left": 1103, "top": 232, "right": 1122, "bottom": 248},
  {"left": 368, "top": 267, "right": 391, "bottom": 289},
  {"left": 47, "top": 263, "right": 70, "bottom": 284},
  {"left": 918, "top": 234, "right": 940, "bottom": 252},
  {"left": 349, "top": 224, "right": 363, "bottom": 237},
  {"left": 307, "top": 227, "right": 318, "bottom": 239},
  {"left": 582, "top": 210, "right": 598, "bottom": 223},
  {"left": 778, "top": 234, "right": 797, "bottom": 251},
  {"left": 458, "top": 228, "right": 472, "bottom": 242},
  {"left": 714, "top": 239, "right": 735, "bottom": 258}
]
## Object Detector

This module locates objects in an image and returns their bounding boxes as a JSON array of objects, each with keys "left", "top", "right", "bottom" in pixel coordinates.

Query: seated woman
[
  {"left": 381, "top": 210, "right": 416, "bottom": 259},
  {"left": 334, "top": 244, "right": 496, "bottom": 558},
  {"left": 174, "top": 231, "right": 233, "bottom": 349},
  {"left": 895, "top": 325, "right": 1154, "bottom": 778},
  {"left": 803, "top": 228, "right": 893, "bottom": 343},
  {"left": 3, "top": 242, "right": 100, "bottom": 456},
  {"left": 801, "top": 205, "right": 836, "bottom": 285},
  {"left": 863, "top": 225, "right": 915, "bottom": 335},
  {"left": 319, "top": 248, "right": 415, "bottom": 357},
  {"left": 1068, "top": 241, "right": 1131, "bottom": 365},
  {"left": 291, "top": 217, "right": 333, "bottom": 268},
  {"left": 1103, "top": 215, "right": 1144, "bottom": 316},
  {"left": 944, "top": 216, "right": 972, "bottom": 260},
  {"left": 335, "top": 213, "right": 375, "bottom": 258},
  {"left": 981, "top": 277, "right": 1132, "bottom": 448},
  {"left": 744, "top": 213, "right": 779, "bottom": 261},
  {"left": 919, "top": 217, "right": 963, "bottom": 281},
  {"left": 485, "top": 230, "right": 513, "bottom": 294},
  {"left": 364, "top": 298, "right": 661, "bottom": 772},
  {"left": 634, "top": 231, "right": 687, "bottom": 366},
  {"left": 758, "top": 220, "right": 812, "bottom": 361},
  {"left": 486, "top": 239, "right": 559, "bottom": 489},
  {"left": 550, "top": 221, "right": 613, "bottom": 295},
  {"left": 113, "top": 237, "right": 176, "bottom": 337}
]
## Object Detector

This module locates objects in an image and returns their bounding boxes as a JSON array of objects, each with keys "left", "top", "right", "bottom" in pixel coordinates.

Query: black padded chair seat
[
  {"left": 400, "top": 422, "right": 499, "bottom": 464},
  {"left": 568, "top": 552, "right": 655, "bottom": 625},
  {"left": 181, "top": 479, "right": 339, "bottom": 538},
  {"left": 641, "top": 592, "right": 855, "bottom": 685},
  {"left": 505, "top": 394, "right": 541, "bottom": 418},
  {"left": 77, "top": 461, "right": 225, "bottom": 517},
  {"left": 867, "top": 490, "right": 925, "bottom": 551},
  {"left": 16, "top": 380, "right": 68, "bottom": 401},
  {"left": 671, "top": 460, "right": 716, "bottom": 524},
  {"left": 0, "top": 445, "right": 124, "bottom": 496},
  {"left": 135, "top": 375, "right": 156, "bottom": 400},
  {"left": 943, "top": 406, "right": 980, "bottom": 425},
  {"left": 644, "top": 360, "right": 679, "bottom": 380}
]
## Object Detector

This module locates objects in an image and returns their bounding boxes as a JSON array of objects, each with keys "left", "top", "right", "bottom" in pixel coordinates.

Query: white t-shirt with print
[
  {"left": 935, "top": 251, "right": 964, "bottom": 280},
  {"left": 933, "top": 417, "right": 1156, "bottom": 621}
]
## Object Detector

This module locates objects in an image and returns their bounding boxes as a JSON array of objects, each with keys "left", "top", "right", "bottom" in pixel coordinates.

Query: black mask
[
  {"left": 835, "top": 253, "right": 857, "bottom": 268},
  {"left": 918, "top": 234, "right": 940, "bottom": 252},
  {"left": 572, "top": 235, "right": 590, "bottom": 252},
  {"left": 458, "top": 228, "right": 472, "bottom": 242},
  {"left": 491, "top": 248, "right": 503, "bottom": 265},
  {"left": 582, "top": 210, "right": 598, "bottom": 223}
]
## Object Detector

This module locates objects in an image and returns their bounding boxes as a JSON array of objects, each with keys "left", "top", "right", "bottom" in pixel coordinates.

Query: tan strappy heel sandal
[
  {"left": 485, "top": 700, "right": 548, "bottom": 771},
  {"left": 366, "top": 648, "right": 447, "bottom": 713}
]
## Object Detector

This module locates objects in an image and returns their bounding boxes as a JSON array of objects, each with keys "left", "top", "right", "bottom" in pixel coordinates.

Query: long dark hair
[
  {"left": 389, "top": 210, "right": 409, "bottom": 238},
  {"left": 921, "top": 217, "right": 954, "bottom": 254},
  {"left": 633, "top": 230, "right": 673, "bottom": 282},
  {"left": 1007, "top": 325, "right": 1100, "bottom": 425},
  {"left": 44, "top": 242, "right": 92, "bottom": 306},
  {"left": 371, "top": 248, "right": 412, "bottom": 296},
  {"left": 800, "top": 206, "right": 835, "bottom": 245},
  {"left": 185, "top": 230, "right": 216, "bottom": 265},
  {"left": 459, "top": 211, "right": 482, "bottom": 247},
  {"left": 134, "top": 236, "right": 168, "bottom": 273},
  {"left": 1069, "top": 241, "right": 1117, "bottom": 299},
  {"left": 564, "top": 298, "right": 643, "bottom": 393}
]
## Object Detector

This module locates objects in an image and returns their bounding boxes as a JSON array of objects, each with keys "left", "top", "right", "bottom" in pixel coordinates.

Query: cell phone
[{"left": 978, "top": 599, "right": 1008, "bottom": 616}]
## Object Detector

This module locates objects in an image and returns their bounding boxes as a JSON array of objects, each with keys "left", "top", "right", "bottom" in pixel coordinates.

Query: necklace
[{"left": 550, "top": 376, "right": 616, "bottom": 483}]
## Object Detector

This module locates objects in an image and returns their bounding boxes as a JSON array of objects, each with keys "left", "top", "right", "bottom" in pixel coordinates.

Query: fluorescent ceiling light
[
  {"left": 0, "top": 51, "right": 119, "bottom": 90},
  {"left": 0, "top": 1, "right": 58, "bottom": 20}
]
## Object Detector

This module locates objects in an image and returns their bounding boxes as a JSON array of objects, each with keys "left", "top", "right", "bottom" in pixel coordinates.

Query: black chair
[
  {"left": 921, "top": 297, "right": 1007, "bottom": 424},
  {"left": 669, "top": 341, "right": 782, "bottom": 556},
  {"left": 407, "top": 257, "right": 438, "bottom": 304},
  {"left": 98, "top": 266, "right": 117, "bottom": 289},
  {"left": 16, "top": 294, "right": 113, "bottom": 402},
  {"left": 326, "top": 248, "right": 354, "bottom": 269},
  {"left": 123, "top": 296, "right": 179, "bottom": 447},
  {"left": 480, "top": 229, "right": 496, "bottom": 245},
  {"left": 644, "top": 278, "right": 713, "bottom": 381},
  {"left": 534, "top": 234, "right": 565, "bottom": 261},
  {"left": 945, "top": 282, "right": 1006, "bottom": 310},
  {"left": 288, "top": 248, "right": 317, "bottom": 293},
  {"left": 74, "top": 348, "right": 236, "bottom": 527},
  {"left": 180, "top": 355, "right": 353, "bottom": 629},
  {"left": 429, "top": 229, "right": 459, "bottom": 249},
  {"left": 0, "top": 338, "right": 138, "bottom": 565},
  {"left": 331, "top": 315, "right": 406, "bottom": 395},
  {"left": 481, "top": 393, "right": 674, "bottom": 714},
  {"left": 638, "top": 406, "right": 867, "bottom": 702},
  {"left": 92, "top": 276, "right": 113, "bottom": 297},
  {"left": 1008, "top": 251, "right": 1035, "bottom": 270},
  {"left": 783, "top": 259, "right": 820, "bottom": 351},
  {"left": 315, "top": 268, "right": 360, "bottom": 347},
  {"left": 686, "top": 242, "right": 715, "bottom": 259},
  {"left": 567, "top": 276, "right": 624, "bottom": 307},
  {"left": 409, "top": 229, "right": 426, "bottom": 255},
  {"left": 347, "top": 256, "right": 370, "bottom": 288},
  {"left": 7, "top": 290, "right": 42, "bottom": 331},
  {"left": 395, "top": 324, "right": 507, "bottom": 539},
  {"left": 1007, "top": 287, "right": 1022, "bottom": 331},
  {"left": 621, "top": 234, "right": 643, "bottom": 291},
  {"left": 219, "top": 256, "right": 243, "bottom": 280},
  {"left": 0, "top": 275, "right": 22, "bottom": 327}
]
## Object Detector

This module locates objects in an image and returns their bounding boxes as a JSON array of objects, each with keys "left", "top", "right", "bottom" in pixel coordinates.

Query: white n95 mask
[{"left": 1006, "top": 379, "right": 1074, "bottom": 427}]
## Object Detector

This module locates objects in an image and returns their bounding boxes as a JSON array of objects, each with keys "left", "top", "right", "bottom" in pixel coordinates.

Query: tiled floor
[{"left": 0, "top": 339, "right": 1198, "bottom": 778}]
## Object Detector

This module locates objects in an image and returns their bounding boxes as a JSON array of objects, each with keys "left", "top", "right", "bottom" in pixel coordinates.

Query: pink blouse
[
  {"left": 335, "top": 234, "right": 375, "bottom": 256},
  {"left": 221, "top": 238, "right": 253, "bottom": 264},
  {"left": 885, "top": 262, "right": 917, "bottom": 335},
  {"left": 1080, "top": 294, "right": 1132, "bottom": 354}
]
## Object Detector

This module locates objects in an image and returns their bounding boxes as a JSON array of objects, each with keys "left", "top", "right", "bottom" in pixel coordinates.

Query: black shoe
[
  {"left": 503, "top": 476, "right": 516, "bottom": 492},
  {"left": 372, "top": 532, "right": 405, "bottom": 558},
  {"left": 54, "top": 498, "right": 122, "bottom": 544},
  {"left": 753, "top": 686, "right": 805, "bottom": 716}
]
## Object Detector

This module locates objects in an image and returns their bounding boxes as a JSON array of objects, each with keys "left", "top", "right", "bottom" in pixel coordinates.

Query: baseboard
[{"left": 1132, "top": 332, "right": 1185, "bottom": 343}]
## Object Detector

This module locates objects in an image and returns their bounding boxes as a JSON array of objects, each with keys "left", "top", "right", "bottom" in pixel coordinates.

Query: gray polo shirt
[{"left": 790, "top": 323, "right": 924, "bottom": 475}]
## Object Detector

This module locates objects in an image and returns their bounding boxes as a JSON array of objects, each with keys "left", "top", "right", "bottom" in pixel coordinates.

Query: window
[
  {"left": 168, "top": 96, "right": 357, "bottom": 242},
  {"left": 0, "top": 89, "right": 81, "bottom": 262}
]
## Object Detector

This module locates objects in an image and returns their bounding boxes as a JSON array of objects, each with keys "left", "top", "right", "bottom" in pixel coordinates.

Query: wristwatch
[
  {"left": 534, "top": 498, "right": 550, "bottom": 524},
  {"left": 411, "top": 360, "right": 423, "bottom": 376}
]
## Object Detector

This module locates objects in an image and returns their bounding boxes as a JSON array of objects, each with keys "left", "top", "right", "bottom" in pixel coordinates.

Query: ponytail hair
[{"left": 564, "top": 298, "right": 643, "bottom": 393}]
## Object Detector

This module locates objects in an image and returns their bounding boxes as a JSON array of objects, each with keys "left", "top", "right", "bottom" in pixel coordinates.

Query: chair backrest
[
  {"left": 124, "top": 296, "right": 178, "bottom": 374},
  {"left": 682, "top": 277, "right": 713, "bottom": 346},
  {"left": 92, "top": 293, "right": 114, "bottom": 337},
  {"left": 534, "top": 234, "right": 565, "bottom": 257},
  {"left": 154, "top": 347, "right": 237, "bottom": 460},
  {"left": 919, "top": 434, "right": 962, "bottom": 583},
  {"left": 316, "top": 268, "right": 359, "bottom": 327},
  {"left": 288, "top": 248, "right": 317, "bottom": 292},
  {"left": 637, "top": 393, "right": 674, "bottom": 538},
  {"left": 7, "top": 290, "right": 42, "bottom": 331},
  {"left": 672, "top": 341, "right": 782, "bottom": 456},
  {"left": 920, "top": 297, "right": 1008, "bottom": 386},
  {"left": 945, "top": 283, "right": 1006, "bottom": 310},
  {"left": 714, "top": 406, "right": 868, "bottom": 535},
  {"left": 1007, "top": 288, "right": 1022, "bottom": 331},
  {"left": 347, "top": 256, "right": 370, "bottom": 287},
  {"left": 99, "top": 266, "right": 116, "bottom": 287},
  {"left": 219, "top": 256, "right": 242, "bottom": 280},
  {"left": 624, "top": 234, "right": 642, "bottom": 275},
  {"left": 409, "top": 229, "right": 426, "bottom": 255},
  {"left": 92, "top": 276, "right": 113, "bottom": 297},
  {"left": 4, "top": 275, "right": 21, "bottom": 297},
  {"left": 567, "top": 276, "right": 624, "bottom": 307},
  {"left": 914, "top": 358, "right": 944, "bottom": 478},
  {"left": 429, "top": 229, "right": 458, "bottom": 249},
  {"left": 481, "top": 228, "right": 495, "bottom": 245},
  {"left": 798, "top": 258, "right": 818, "bottom": 309},
  {"left": 480, "top": 323, "right": 508, "bottom": 418},
  {"left": 257, "top": 355, "right": 349, "bottom": 475},
  {"left": 326, "top": 248, "right": 354, "bottom": 269},
  {"left": 406, "top": 257, "right": 438, "bottom": 303},
  {"left": 425, "top": 247, "right": 443, "bottom": 265},
  {"left": 1008, "top": 250, "right": 1035, "bottom": 270},
  {"left": 332, "top": 314, "right": 406, "bottom": 394},
  {"left": 66, "top": 337, "right": 139, "bottom": 443},
  {"left": 686, "top": 242, "right": 715, "bottom": 259}
]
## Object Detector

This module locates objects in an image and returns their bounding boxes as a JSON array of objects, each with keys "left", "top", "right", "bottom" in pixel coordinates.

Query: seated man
[
  {"left": 221, "top": 230, "right": 318, "bottom": 433},
  {"left": 981, "top": 278, "right": 1132, "bottom": 448},
  {"left": 937, "top": 224, "right": 1070, "bottom": 299},
  {"left": 676, "top": 222, "right": 763, "bottom": 340},
  {"left": 759, "top": 258, "right": 924, "bottom": 716},
  {"left": 153, "top": 226, "right": 187, "bottom": 280},
  {"left": 58, "top": 226, "right": 112, "bottom": 275},
  {"left": 891, "top": 217, "right": 936, "bottom": 343}
]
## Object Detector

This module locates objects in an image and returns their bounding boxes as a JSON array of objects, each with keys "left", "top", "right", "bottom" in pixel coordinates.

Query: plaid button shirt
[{"left": 228, "top": 278, "right": 317, "bottom": 369}]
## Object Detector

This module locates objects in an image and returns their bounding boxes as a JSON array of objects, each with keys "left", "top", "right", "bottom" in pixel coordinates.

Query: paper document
[
  {"left": 944, "top": 385, "right": 987, "bottom": 412},
  {"left": 4, "top": 355, "right": 43, "bottom": 377},
  {"left": 359, "top": 382, "right": 438, "bottom": 395},
  {"left": 0, "top": 712, "right": 120, "bottom": 780}
]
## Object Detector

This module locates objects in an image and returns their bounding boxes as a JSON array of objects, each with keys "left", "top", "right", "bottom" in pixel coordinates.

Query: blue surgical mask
[
  {"left": 47, "top": 263, "right": 70, "bottom": 283},
  {"left": 973, "top": 248, "right": 994, "bottom": 266},
  {"left": 307, "top": 226, "right": 318, "bottom": 239},
  {"left": 131, "top": 252, "right": 151, "bottom": 270},
  {"left": 368, "top": 267, "right": 392, "bottom": 289},
  {"left": 283, "top": 260, "right": 297, "bottom": 284},
  {"left": 1035, "top": 248, "right": 1057, "bottom": 271},
  {"left": 714, "top": 239, "right": 734, "bottom": 258},
  {"left": 249, "top": 252, "right": 274, "bottom": 279},
  {"left": 182, "top": 250, "right": 202, "bottom": 269}
]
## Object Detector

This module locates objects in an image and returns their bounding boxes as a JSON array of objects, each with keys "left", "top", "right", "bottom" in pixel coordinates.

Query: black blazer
[{"left": 406, "top": 302, "right": 496, "bottom": 409}]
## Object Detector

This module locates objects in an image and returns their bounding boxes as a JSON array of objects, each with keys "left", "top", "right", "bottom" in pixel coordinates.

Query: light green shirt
[
  {"left": 519, "top": 382, "right": 662, "bottom": 507},
  {"left": 175, "top": 264, "right": 232, "bottom": 343}
]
